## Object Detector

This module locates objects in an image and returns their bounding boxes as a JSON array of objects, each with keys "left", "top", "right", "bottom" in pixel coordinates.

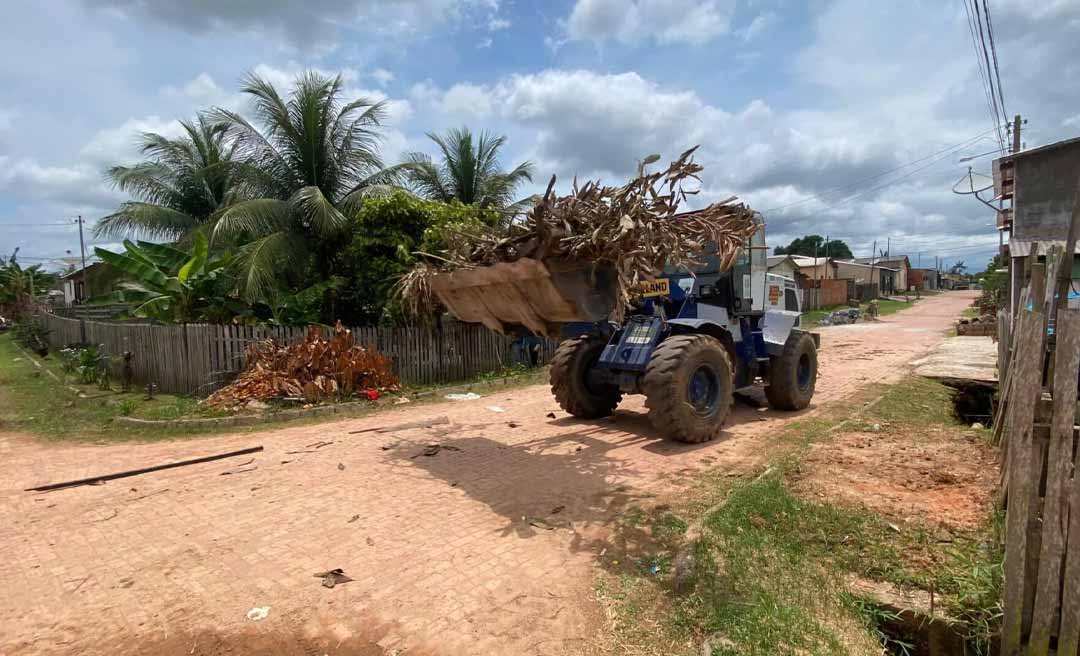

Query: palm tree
[
  {"left": 405, "top": 127, "right": 534, "bottom": 213},
  {"left": 94, "top": 115, "right": 236, "bottom": 242},
  {"left": 208, "top": 70, "right": 402, "bottom": 301}
]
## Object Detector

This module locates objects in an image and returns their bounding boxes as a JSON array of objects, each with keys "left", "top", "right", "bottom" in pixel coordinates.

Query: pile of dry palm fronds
[
  {"left": 205, "top": 322, "right": 398, "bottom": 408},
  {"left": 398, "top": 146, "right": 760, "bottom": 314}
]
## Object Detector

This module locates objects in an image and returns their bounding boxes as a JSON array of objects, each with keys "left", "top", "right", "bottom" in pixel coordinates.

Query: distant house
[
  {"left": 766, "top": 255, "right": 799, "bottom": 280},
  {"left": 849, "top": 255, "right": 911, "bottom": 290},
  {"left": 787, "top": 256, "right": 839, "bottom": 282},
  {"left": 909, "top": 268, "right": 941, "bottom": 290},
  {"left": 59, "top": 261, "right": 119, "bottom": 306},
  {"left": 834, "top": 260, "right": 899, "bottom": 296}
]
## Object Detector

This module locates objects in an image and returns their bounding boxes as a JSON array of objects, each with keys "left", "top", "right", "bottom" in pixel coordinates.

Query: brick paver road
[{"left": 0, "top": 291, "right": 977, "bottom": 655}]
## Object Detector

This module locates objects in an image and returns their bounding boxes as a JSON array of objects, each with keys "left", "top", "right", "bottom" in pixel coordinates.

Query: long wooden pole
[{"left": 25, "top": 446, "right": 264, "bottom": 492}]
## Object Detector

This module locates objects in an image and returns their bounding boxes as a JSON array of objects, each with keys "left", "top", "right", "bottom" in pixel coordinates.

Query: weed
[{"left": 117, "top": 399, "right": 138, "bottom": 416}]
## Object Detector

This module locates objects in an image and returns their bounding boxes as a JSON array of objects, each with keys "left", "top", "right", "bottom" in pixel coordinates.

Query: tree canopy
[
  {"left": 774, "top": 235, "right": 854, "bottom": 260},
  {"left": 94, "top": 115, "right": 237, "bottom": 242},
  {"left": 406, "top": 127, "right": 534, "bottom": 216}
]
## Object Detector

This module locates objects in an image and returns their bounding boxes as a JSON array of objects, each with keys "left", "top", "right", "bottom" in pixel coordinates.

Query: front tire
[
  {"left": 550, "top": 335, "right": 622, "bottom": 418},
  {"left": 642, "top": 334, "right": 734, "bottom": 443},
  {"left": 765, "top": 332, "right": 818, "bottom": 410}
]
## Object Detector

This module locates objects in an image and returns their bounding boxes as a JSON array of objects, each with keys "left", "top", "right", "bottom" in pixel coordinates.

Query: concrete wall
[{"left": 1013, "top": 139, "right": 1080, "bottom": 242}]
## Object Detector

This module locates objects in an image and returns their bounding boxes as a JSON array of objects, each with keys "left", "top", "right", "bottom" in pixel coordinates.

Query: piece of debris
[
  {"left": 546, "top": 412, "right": 557, "bottom": 419},
  {"left": 575, "top": 446, "right": 583, "bottom": 452},
  {"left": 446, "top": 392, "right": 482, "bottom": 401},
  {"left": 128, "top": 488, "right": 170, "bottom": 502},
  {"left": 337, "top": 463, "right": 346, "bottom": 471},
  {"left": 205, "top": 323, "right": 397, "bottom": 408},
  {"left": 220, "top": 466, "right": 257, "bottom": 476},
  {"left": 366, "top": 537, "right": 375, "bottom": 546},
  {"left": 411, "top": 444, "right": 462, "bottom": 458},
  {"left": 486, "top": 405, "right": 506, "bottom": 413},
  {"left": 507, "top": 422, "right": 519, "bottom": 428},
  {"left": 306, "top": 440, "right": 334, "bottom": 449},
  {"left": 380, "top": 443, "right": 395, "bottom": 451},
  {"left": 971, "top": 422, "right": 985, "bottom": 430},
  {"left": 246, "top": 606, "right": 270, "bottom": 621},
  {"left": 87, "top": 509, "right": 119, "bottom": 524},
  {"left": 348, "top": 514, "right": 360, "bottom": 523},
  {"left": 551, "top": 505, "right": 565, "bottom": 515},
  {"left": 527, "top": 516, "right": 556, "bottom": 531},
  {"left": 25, "top": 446, "right": 265, "bottom": 492},
  {"left": 348, "top": 416, "right": 450, "bottom": 434},
  {"left": 395, "top": 396, "right": 411, "bottom": 404},
  {"left": 313, "top": 569, "right": 353, "bottom": 588},
  {"left": 887, "top": 522, "right": 901, "bottom": 533}
]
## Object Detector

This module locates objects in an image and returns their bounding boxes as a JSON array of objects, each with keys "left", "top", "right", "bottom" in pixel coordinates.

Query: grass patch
[
  {"left": 0, "top": 332, "right": 551, "bottom": 442},
  {"left": 592, "top": 376, "right": 1003, "bottom": 655}
]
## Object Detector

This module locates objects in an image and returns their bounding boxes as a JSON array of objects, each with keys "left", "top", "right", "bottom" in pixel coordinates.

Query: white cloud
[
  {"left": 0, "top": 109, "right": 18, "bottom": 132},
  {"left": 564, "top": 0, "right": 734, "bottom": 46},
  {"left": 78, "top": 0, "right": 510, "bottom": 49},
  {"left": 738, "top": 11, "right": 776, "bottom": 41},
  {"left": 371, "top": 68, "right": 395, "bottom": 86},
  {"left": 80, "top": 116, "right": 185, "bottom": 166},
  {"left": 488, "top": 16, "right": 511, "bottom": 31},
  {"left": 478, "top": 37, "right": 493, "bottom": 48}
]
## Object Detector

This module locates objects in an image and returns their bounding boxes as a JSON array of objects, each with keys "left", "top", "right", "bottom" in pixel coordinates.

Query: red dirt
[
  {"left": 0, "top": 291, "right": 979, "bottom": 655},
  {"left": 794, "top": 427, "right": 999, "bottom": 529}
]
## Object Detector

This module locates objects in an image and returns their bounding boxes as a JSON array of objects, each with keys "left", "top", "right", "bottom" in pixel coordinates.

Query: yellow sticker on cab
[{"left": 634, "top": 278, "right": 670, "bottom": 298}]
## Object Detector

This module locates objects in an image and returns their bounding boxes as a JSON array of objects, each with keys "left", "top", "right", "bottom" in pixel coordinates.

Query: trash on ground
[
  {"left": 313, "top": 568, "right": 353, "bottom": 588},
  {"left": 551, "top": 505, "right": 565, "bottom": 514},
  {"left": 507, "top": 422, "right": 519, "bottom": 428},
  {"left": 395, "top": 396, "right": 411, "bottom": 404},
  {"left": 546, "top": 412, "right": 557, "bottom": 419},
  {"left": 348, "top": 514, "right": 360, "bottom": 523},
  {"left": 246, "top": 606, "right": 271, "bottom": 621},
  {"left": 446, "top": 392, "right": 482, "bottom": 401},
  {"left": 349, "top": 416, "right": 449, "bottom": 435},
  {"left": 486, "top": 405, "right": 506, "bottom": 413},
  {"left": 337, "top": 463, "right": 346, "bottom": 471},
  {"left": 526, "top": 516, "right": 556, "bottom": 531},
  {"left": 204, "top": 322, "right": 398, "bottom": 408},
  {"left": 819, "top": 308, "right": 861, "bottom": 326},
  {"left": 412, "top": 444, "right": 462, "bottom": 459}
]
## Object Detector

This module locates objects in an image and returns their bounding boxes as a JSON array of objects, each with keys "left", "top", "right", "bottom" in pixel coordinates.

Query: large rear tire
[
  {"left": 550, "top": 335, "right": 622, "bottom": 418},
  {"left": 764, "top": 332, "right": 818, "bottom": 410},
  {"left": 642, "top": 334, "right": 734, "bottom": 443}
]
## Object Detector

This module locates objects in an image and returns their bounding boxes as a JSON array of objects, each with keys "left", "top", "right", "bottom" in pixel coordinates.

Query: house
[
  {"left": 787, "top": 256, "right": 839, "bottom": 282},
  {"left": 834, "top": 260, "right": 899, "bottom": 296},
  {"left": 60, "top": 261, "right": 119, "bottom": 306},
  {"left": 849, "top": 255, "right": 911, "bottom": 291},
  {"left": 993, "top": 135, "right": 1080, "bottom": 314},
  {"left": 909, "top": 268, "right": 941, "bottom": 290},
  {"left": 766, "top": 255, "right": 799, "bottom": 280}
]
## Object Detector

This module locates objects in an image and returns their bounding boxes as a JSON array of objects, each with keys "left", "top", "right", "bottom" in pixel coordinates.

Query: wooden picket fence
[
  {"left": 996, "top": 256, "right": 1080, "bottom": 656},
  {"left": 38, "top": 312, "right": 556, "bottom": 396}
]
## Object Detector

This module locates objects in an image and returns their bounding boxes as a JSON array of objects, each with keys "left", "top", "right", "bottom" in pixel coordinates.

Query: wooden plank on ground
[
  {"left": 1001, "top": 309, "right": 1049, "bottom": 655},
  {"left": 1030, "top": 310, "right": 1080, "bottom": 653}
]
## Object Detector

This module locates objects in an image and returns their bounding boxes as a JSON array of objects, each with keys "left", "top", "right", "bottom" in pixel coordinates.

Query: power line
[
  {"left": 973, "top": 0, "right": 1006, "bottom": 153},
  {"left": 963, "top": 0, "right": 1005, "bottom": 152},
  {"left": 0, "top": 223, "right": 75, "bottom": 227},
  {"left": 780, "top": 135, "right": 999, "bottom": 224},
  {"left": 762, "top": 125, "right": 1003, "bottom": 214},
  {"left": 982, "top": 0, "right": 1008, "bottom": 123}
]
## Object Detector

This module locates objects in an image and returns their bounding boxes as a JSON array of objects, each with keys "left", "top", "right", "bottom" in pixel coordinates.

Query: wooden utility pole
[
  {"left": 76, "top": 214, "right": 88, "bottom": 343},
  {"left": 870, "top": 240, "right": 878, "bottom": 299}
]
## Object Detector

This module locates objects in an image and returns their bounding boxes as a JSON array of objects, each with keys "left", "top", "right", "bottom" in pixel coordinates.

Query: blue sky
[{"left": 3, "top": 0, "right": 1079, "bottom": 273}]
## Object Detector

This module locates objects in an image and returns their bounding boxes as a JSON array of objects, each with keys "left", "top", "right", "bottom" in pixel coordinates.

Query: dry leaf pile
[
  {"left": 205, "top": 322, "right": 398, "bottom": 408},
  {"left": 398, "top": 146, "right": 761, "bottom": 315}
]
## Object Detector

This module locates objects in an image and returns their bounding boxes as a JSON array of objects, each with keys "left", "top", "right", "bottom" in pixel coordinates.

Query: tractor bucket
[{"left": 429, "top": 257, "right": 618, "bottom": 339}]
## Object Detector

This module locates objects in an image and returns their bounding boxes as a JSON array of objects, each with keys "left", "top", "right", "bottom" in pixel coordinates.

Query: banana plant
[{"left": 93, "top": 233, "right": 240, "bottom": 322}]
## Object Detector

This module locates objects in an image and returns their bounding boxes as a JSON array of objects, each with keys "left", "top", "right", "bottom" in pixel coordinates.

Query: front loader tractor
[{"left": 429, "top": 214, "right": 819, "bottom": 443}]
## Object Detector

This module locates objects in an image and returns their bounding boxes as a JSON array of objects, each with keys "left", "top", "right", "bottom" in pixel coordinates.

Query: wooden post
[
  {"left": 1054, "top": 310, "right": 1080, "bottom": 655},
  {"left": 1001, "top": 309, "right": 1050, "bottom": 655}
]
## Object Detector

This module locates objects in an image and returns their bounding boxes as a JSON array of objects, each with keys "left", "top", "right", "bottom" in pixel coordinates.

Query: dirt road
[{"left": 0, "top": 291, "right": 977, "bottom": 656}]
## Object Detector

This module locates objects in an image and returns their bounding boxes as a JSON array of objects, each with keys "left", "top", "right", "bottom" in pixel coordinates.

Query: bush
[{"left": 333, "top": 192, "right": 499, "bottom": 325}]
